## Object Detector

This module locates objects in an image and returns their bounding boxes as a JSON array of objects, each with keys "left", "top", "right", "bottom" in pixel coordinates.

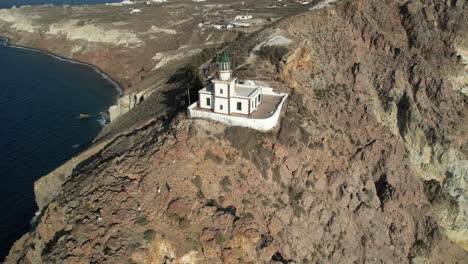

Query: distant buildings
[
  {"left": 235, "top": 15, "right": 253, "bottom": 20},
  {"left": 146, "top": 0, "right": 167, "bottom": 4},
  {"left": 290, "top": 0, "right": 310, "bottom": 4},
  {"left": 106, "top": 0, "right": 137, "bottom": 6},
  {"left": 232, "top": 22, "right": 250, "bottom": 28},
  {"left": 120, "top": 0, "right": 135, "bottom": 5},
  {"left": 199, "top": 23, "right": 244, "bottom": 30}
]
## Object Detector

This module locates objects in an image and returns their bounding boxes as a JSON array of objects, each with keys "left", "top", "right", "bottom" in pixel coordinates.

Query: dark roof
[{"left": 219, "top": 55, "right": 231, "bottom": 63}]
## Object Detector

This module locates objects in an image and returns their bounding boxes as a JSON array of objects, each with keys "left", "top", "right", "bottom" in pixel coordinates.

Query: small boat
[{"left": 78, "top": 114, "right": 91, "bottom": 120}]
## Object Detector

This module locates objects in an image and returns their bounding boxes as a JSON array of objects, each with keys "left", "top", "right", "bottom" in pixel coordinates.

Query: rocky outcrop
[
  {"left": 4, "top": 0, "right": 468, "bottom": 263},
  {"left": 109, "top": 88, "right": 154, "bottom": 122}
]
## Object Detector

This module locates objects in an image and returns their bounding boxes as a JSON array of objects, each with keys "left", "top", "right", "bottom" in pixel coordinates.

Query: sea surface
[
  {"left": 0, "top": 38, "right": 120, "bottom": 259},
  {"left": 0, "top": 0, "right": 121, "bottom": 9}
]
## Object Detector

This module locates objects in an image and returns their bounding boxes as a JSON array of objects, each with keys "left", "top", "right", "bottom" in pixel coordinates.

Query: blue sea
[
  {"left": 0, "top": 38, "right": 120, "bottom": 259},
  {"left": 0, "top": 0, "right": 121, "bottom": 9}
]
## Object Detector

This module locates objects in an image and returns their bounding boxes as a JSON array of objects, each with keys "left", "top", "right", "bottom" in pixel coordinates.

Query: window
[
  {"left": 220, "top": 88, "right": 223, "bottom": 94},
  {"left": 237, "top": 102, "right": 242, "bottom": 111},
  {"left": 258, "top": 94, "right": 261, "bottom": 102},
  {"left": 220, "top": 105, "right": 223, "bottom": 110},
  {"left": 206, "top": 98, "right": 211, "bottom": 106}
]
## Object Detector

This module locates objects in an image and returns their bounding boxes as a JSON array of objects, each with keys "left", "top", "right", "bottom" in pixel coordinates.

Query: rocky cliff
[{"left": 4, "top": 0, "right": 468, "bottom": 263}]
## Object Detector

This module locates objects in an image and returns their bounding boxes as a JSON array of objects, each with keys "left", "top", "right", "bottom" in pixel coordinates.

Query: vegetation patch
[
  {"left": 143, "top": 229, "right": 156, "bottom": 241},
  {"left": 192, "top": 175, "right": 203, "bottom": 190},
  {"left": 135, "top": 217, "right": 149, "bottom": 226},
  {"left": 179, "top": 218, "right": 191, "bottom": 230},
  {"left": 260, "top": 45, "right": 289, "bottom": 64},
  {"left": 205, "top": 150, "right": 223, "bottom": 164},
  {"left": 220, "top": 176, "right": 232, "bottom": 188},
  {"left": 272, "top": 166, "right": 282, "bottom": 184},
  {"left": 288, "top": 186, "right": 305, "bottom": 217},
  {"left": 215, "top": 232, "right": 226, "bottom": 245},
  {"left": 223, "top": 127, "right": 274, "bottom": 178}
]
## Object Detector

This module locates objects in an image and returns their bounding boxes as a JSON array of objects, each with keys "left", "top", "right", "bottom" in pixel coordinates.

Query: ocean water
[
  {"left": 0, "top": 39, "right": 120, "bottom": 259},
  {"left": 0, "top": 0, "right": 121, "bottom": 9}
]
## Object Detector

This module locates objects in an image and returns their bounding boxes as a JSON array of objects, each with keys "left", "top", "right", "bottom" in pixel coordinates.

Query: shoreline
[
  {"left": 0, "top": 36, "right": 125, "bottom": 261},
  {"left": 0, "top": 36, "right": 123, "bottom": 99}
]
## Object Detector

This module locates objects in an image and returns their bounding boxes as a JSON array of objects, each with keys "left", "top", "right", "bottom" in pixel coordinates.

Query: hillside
[{"left": 4, "top": 0, "right": 468, "bottom": 263}]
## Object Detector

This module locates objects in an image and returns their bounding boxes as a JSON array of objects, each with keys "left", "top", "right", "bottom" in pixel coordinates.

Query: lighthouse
[{"left": 219, "top": 55, "right": 232, "bottom": 81}]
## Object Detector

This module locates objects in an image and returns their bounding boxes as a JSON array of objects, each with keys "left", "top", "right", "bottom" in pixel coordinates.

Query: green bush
[
  {"left": 143, "top": 229, "right": 156, "bottom": 241},
  {"left": 215, "top": 232, "right": 225, "bottom": 245},
  {"left": 183, "top": 47, "right": 217, "bottom": 105},
  {"left": 135, "top": 217, "right": 149, "bottom": 226},
  {"left": 220, "top": 176, "right": 231, "bottom": 188},
  {"left": 192, "top": 175, "right": 203, "bottom": 190},
  {"left": 179, "top": 218, "right": 191, "bottom": 230},
  {"left": 260, "top": 45, "right": 288, "bottom": 64}
]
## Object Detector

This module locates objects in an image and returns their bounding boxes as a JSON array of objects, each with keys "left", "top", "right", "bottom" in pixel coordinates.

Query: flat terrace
[{"left": 192, "top": 94, "right": 283, "bottom": 118}]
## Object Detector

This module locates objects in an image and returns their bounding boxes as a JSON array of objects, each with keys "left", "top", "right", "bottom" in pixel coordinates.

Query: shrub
[
  {"left": 143, "top": 229, "right": 156, "bottom": 241},
  {"left": 182, "top": 47, "right": 217, "bottom": 106},
  {"left": 179, "top": 218, "right": 191, "bottom": 230},
  {"left": 192, "top": 175, "right": 203, "bottom": 190},
  {"left": 220, "top": 176, "right": 231, "bottom": 188},
  {"left": 135, "top": 217, "right": 149, "bottom": 226},
  {"left": 215, "top": 232, "right": 225, "bottom": 245},
  {"left": 260, "top": 45, "right": 288, "bottom": 64},
  {"left": 205, "top": 150, "right": 223, "bottom": 164}
]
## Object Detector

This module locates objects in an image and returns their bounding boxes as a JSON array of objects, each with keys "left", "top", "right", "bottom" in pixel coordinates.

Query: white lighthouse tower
[{"left": 219, "top": 55, "right": 231, "bottom": 81}]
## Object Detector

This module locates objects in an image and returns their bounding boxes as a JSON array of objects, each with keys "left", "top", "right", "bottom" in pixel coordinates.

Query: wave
[{"left": 97, "top": 113, "right": 108, "bottom": 127}]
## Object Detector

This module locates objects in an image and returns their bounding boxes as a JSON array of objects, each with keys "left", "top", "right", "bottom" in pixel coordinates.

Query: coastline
[
  {"left": 0, "top": 36, "right": 123, "bottom": 98},
  {"left": 0, "top": 36, "right": 126, "bottom": 261}
]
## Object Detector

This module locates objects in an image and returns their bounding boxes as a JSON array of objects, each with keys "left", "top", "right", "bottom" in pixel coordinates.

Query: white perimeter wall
[
  {"left": 214, "top": 97, "right": 229, "bottom": 114},
  {"left": 189, "top": 92, "right": 288, "bottom": 131},
  {"left": 199, "top": 93, "right": 214, "bottom": 109},
  {"left": 230, "top": 98, "right": 249, "bottom": 115}
]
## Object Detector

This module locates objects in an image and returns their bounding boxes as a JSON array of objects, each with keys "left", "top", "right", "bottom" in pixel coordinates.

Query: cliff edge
[{"left": 4, "top": 0, "right": 468, "bottom": 263}]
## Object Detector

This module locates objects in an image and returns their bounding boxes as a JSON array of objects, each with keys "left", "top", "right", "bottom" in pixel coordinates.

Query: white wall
[
  {"left": 260, "top": 87, "right": 274, "bottom": 95},
  {"left": 220, "top": 71, "right": 231, "bottom": 81},
  {"left": 199, "top": 93, "right": 214, "bottom": 109},
  {"left": 214, "top": 97, "right": 229, "bottom": 114},
  {"left": 229, "top": 81, "right": 236, "bottom": 96},
  {"left": 188, "top": 93, "right": 288, "bottom": 131},
  {"left": 249, "top": 89, "right": 262, "bottom": 114},
  {"left": 230, "top": 98, "right": 249, "bottom": 115},
  {"left": 214, "top": 83, "right": 228, "bottom": 98}
]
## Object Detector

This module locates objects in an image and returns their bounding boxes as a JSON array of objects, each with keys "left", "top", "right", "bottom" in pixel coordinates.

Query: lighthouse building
[{"left": 198, "top": 55, "right": 262, "bottom": 115}]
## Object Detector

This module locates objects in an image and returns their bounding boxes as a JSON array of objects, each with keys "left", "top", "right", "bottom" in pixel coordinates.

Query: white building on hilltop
[
  {"left": 198, "top": 55, "right": 262, "bottom": 115},
  {"left": 189, "top": 55, "right": 288, "bottom": 131},
  {"left": 235, "top": 15, "right": 253, "bottom": 20}
]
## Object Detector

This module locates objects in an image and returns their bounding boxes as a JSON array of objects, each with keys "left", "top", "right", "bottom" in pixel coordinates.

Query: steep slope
[{"left": 5, "top": 0, "right": 467, "bottom": 263}]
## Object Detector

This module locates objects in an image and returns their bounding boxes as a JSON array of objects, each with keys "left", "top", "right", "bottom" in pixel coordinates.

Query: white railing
[{"left": 188, "top": 92, "right": 288, "bottom": 131}]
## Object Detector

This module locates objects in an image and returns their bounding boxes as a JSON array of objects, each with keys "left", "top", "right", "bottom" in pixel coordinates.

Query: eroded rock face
[{"left": 4, "top": 0, "right": 467, "bottom": 263}]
